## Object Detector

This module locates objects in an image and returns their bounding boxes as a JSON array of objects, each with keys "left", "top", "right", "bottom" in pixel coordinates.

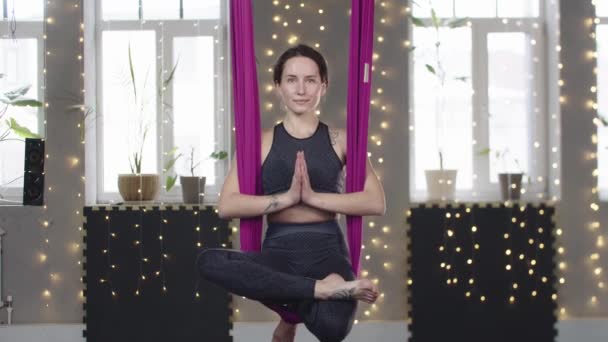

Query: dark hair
[{"left": 273, "top": 44, "right": 328, "bottom": 85}]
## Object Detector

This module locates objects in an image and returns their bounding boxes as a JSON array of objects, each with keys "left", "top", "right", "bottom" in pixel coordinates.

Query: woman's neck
[{"left": 282, "top": 113, "right": 320, "bottom": 138}]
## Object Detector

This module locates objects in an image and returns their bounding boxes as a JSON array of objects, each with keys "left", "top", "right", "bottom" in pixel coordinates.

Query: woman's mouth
[{"left": 293, "top": 100, "right": 309, "bottom": 105}]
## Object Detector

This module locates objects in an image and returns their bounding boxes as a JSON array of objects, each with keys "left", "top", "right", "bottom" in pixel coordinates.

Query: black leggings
[{"left": 196, "top": 219, "right": 357, "bottom": 342}]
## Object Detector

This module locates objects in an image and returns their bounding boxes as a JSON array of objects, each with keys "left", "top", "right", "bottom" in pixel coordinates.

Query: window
[
  {"left": 93, "top": 0, "right": 229, "bottom": 204},
  {"left": 0, "top": 0, "right": 44, "bottom": 204},
  {"left": 597, "top": 1, "right": 608, "bottom": 199},
  {"left": 409, "top": 0, "right": 546, "bottom": 201}
]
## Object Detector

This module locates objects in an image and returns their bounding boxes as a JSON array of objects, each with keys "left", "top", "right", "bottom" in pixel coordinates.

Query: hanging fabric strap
[
  {"left": 346, "top": 0, "right": 375, "bottom": 278},
  {"left": 229, "top": 0, "right": 375, "bottom": 323}
]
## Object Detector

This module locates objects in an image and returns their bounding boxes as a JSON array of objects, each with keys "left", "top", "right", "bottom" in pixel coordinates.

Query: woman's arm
[
  {"left": 217, "top": 154, "right": 298, "bottom": 220},
  {"left": 301, "top": 155, "right": 386, "bottom": 216}
]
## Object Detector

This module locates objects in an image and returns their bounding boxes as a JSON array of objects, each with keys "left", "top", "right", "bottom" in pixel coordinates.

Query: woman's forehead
[{"left": 283, "top": 56, "right": 320, "bottom": 77}]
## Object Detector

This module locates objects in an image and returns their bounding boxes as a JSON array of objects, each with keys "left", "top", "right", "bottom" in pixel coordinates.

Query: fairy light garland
[{"left": 587, "top": 0, "right": 604, "bottom": 310}]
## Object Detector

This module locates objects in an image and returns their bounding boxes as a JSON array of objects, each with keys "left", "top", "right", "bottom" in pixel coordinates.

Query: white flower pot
[{"left": 424, "top": 169, "right": 457, "bottom": 201}]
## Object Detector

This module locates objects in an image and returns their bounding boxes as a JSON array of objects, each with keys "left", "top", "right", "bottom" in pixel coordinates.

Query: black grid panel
[
  {"left": 83, "top": 205, "right": 233, "bottom": 342},
  {"left": 407, "top": 203, "right": 557, "bottom": 342}
]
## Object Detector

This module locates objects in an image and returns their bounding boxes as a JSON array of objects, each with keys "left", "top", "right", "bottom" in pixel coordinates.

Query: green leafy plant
[
  {"left": 409, "top": 0, "right": 469, "bottom": 170},
  {"left": 124, "top": 43, "right": 180, "bottom": 174},
  {"left": 163, "top": 147, "right": 227, "bottom": 192},
  {"left": 0, "top": 82, "right": 43, "bottom": 142},
  {"left": 186, "top": 148, "right": 228, "bottom": 177},
  {"left": 478, "top": 147, "right": 524, "bottom": 175}
]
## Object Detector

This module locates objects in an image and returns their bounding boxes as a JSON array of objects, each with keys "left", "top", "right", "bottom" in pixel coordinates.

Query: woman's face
[{"left": 275, "top": 56, "right": 327, "bottom": 116}]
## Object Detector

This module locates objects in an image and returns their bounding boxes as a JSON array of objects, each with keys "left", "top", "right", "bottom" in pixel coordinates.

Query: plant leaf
[
  {"left": 166, "top": 147, "right": 179, "bottom": 156},
  {"left": 447, "top": 17, "right": 469, "bottom": 28},
  {"left": 210, "top": 151, "right": 228, "bottom": 160},
  {"left": 166, "top": 175, "right": 178, "bottom": 192},
  {"left": 3, "top": 85, "right": 31, "bottom": 100},
  {"left": 6, "top": 99, "right": 43, "bottom": 107},
  {"left": 164, "top": 153, "right": 183, "bottom": 173},
  {"left": 431, "top": 8, "right": 440, "bottom": 29},
  {"left": 7, "top": 118, "right": 40, "bottom": 138},
  {"left": 163, "top": 56, "right": 180, "bottom": 89},
  {"left": 410, "top": 16, "right": 426, "bottom": 27},
  {"left": 128, "top": 42, "right": 137, "bottom": 105},
  {"left": 425, "top": 64, "right": 436, "bottom": 75},
  {"left": 478, "top": 148, "right": 491, "bottom": 155}
]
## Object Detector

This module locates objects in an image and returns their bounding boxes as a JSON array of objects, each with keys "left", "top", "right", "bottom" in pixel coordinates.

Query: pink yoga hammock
[{"left": 229, "top": 0, "right": 375, "bottom": 323}]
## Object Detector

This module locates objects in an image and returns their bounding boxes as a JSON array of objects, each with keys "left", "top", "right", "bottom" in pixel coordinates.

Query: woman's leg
[
  {"left": 300, "top": 300, "right": 357, "bottom": 342},
  {"left": 196, "top": 247, "right": 316, "bottom": 301},
  {"left": 298, "top": 251, "right": 358, "bottom": 342}
]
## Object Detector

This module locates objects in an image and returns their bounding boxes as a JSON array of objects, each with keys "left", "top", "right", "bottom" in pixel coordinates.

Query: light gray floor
[
  {"left": 232, "top": 321, "right": 408, "bottom": 341},
  {"left": 1, "top": 320, "right": 608, "bottom": 341}
]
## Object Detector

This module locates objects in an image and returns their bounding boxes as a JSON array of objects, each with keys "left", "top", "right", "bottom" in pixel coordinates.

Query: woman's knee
[
  {"left": 307, "top": 302, "right": 356, "bottom": 342},
  {"left": 196, "top": 248, "right": 222, "bottom": 276},
  {"left": 313, "top": 318, "right": 353, "bottom": 342}
]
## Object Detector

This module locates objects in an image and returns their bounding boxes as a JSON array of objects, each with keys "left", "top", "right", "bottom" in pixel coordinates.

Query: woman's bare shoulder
[
  {"left": 327, "top": 125, "right": 347, "bottom": 155},
  {"left": 261, "top": 127, "right": 275, "bottom": 163},
  {"left": 262, "top": 127, "right": 275, "bottom": 146}
]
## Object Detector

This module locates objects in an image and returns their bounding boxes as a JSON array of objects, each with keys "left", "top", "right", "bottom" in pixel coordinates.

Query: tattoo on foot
[{"left": 264, "top": 195, "right": 279, "bottom": 213}]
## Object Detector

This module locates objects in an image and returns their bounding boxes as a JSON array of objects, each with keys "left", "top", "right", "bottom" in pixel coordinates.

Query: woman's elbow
[
  {"left": 217, "top": 196, "right": 233, "bottom": 220},
  {"left": 373, "top": 203, "right": 386, "bottom": 216},
  {"left": 373, "top": 194, "right": 386, "bottom": 216},
  {"left": 364, "top": 189, "right": 385, "bottom": 216},
  {"left": 217, "top": 207, "right": 230, "bottom": 220}
]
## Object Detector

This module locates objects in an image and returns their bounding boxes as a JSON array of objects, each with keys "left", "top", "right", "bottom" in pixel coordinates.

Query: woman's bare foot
[
  {"left": 316, "top": 273, "right": 379, "bottom": 304},
  {"left": 271, "top": 319, "right": 296, "bottom": 342}
]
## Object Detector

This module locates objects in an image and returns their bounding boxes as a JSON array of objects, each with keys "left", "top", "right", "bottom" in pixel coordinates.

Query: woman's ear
[
  {"left": 321, "top": 82, "right": 328, "bottom": 96},
  {"left": 273, "top": 82, "right": 282, "bottom": 99}
]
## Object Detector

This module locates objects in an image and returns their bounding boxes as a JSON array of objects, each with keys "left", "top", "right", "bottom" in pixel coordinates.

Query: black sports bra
[{"left": 262, "top": 121, "right": 344, "bottom": 195}]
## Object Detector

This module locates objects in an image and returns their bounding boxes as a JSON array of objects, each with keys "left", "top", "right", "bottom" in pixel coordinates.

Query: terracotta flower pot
[
  {"left": 424, "top": 169, "right": 458, "bottom": 201},
  {"left": 180, "top": 176, "right": 206, "bottom": 204},
  {"left": 117, "top": 174, "right": 160, "bottom": 202}
]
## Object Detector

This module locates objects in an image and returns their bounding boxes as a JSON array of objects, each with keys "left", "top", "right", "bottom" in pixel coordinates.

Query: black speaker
[{"left": 23, "top": 138, "right": 45, "bottom": 206}]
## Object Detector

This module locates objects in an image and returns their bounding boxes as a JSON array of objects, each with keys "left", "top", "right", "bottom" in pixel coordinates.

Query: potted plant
[
  {"left": 176, "top": 147, "right": 227, "bottom": 204},
  {"left": 411, "top": 1, "right": 469, "bottom": 201},
  {"left": 117, "top": 44, "right": 179, "bottom": 202},
  {"left": 479, "top": 147, "right": 528, "bottom": 201},
  {"left": 0, "top": 81, "right": 43, "bottom": 199},
  {"left": 0, "top": 81, "right": 43, "bottom": 143}
]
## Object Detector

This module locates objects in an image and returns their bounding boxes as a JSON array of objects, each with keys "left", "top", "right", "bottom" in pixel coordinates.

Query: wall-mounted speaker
[{"left": 23, "top": 138, "right": 45, "bottom": 206}]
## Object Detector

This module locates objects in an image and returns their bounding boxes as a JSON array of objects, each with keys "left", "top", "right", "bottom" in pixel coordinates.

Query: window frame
[
  {"left": 92, "top": 0, "right": 230, "bottom": 205},
  {"left": 0, "top": 17, "right": 45, "bottom": 204},
  {"left": 409, "top": 15, "right": 548, "bottom": 202}
]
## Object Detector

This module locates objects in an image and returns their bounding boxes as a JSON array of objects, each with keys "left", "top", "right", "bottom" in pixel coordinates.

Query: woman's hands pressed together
[{"left": 285, "top": 150, "right": 316, "bottom": 206}]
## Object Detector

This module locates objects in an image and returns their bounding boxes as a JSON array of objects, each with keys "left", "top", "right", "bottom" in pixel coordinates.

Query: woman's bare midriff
[{"left": 267, "top": 204, "right": 338, "bottom": 224}]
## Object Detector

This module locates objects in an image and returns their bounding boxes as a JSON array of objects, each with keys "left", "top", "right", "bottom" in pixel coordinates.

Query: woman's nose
[{"left": 296, "top": 81, "right": 305, "bottom": 94}]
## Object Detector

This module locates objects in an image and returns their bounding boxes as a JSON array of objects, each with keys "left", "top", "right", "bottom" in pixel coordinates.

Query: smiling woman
[{"left": 199, "top": 43, "right": 385, "bottom": 342}]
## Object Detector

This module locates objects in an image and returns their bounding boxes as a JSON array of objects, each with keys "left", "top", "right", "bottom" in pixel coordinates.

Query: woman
[{"left": 197, "top": 44, "right": 386, "bottom": 342}]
